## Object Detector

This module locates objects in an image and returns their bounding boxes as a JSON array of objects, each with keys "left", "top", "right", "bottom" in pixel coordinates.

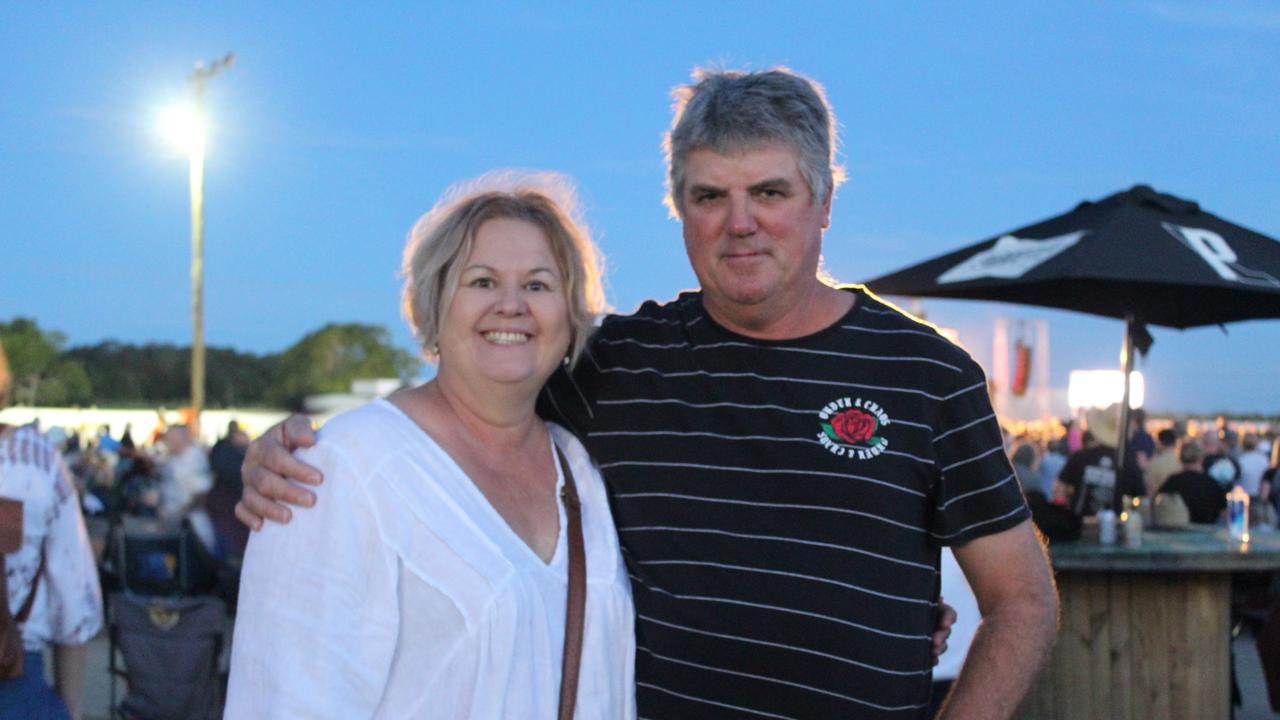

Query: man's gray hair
[
  {"left": 664, "top": 67, "right": 846, "bottom": 217},
  {"left": 401, "top": 171, "right": 607, "bottom": 368}
]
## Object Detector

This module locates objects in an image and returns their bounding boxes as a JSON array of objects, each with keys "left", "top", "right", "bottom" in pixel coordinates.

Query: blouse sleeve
[
  {"left": 226, "top": 440, "right": 400, "bottom": 718},
  {"left": 42, "top": 452, "right": 104, "bottom": 645}
]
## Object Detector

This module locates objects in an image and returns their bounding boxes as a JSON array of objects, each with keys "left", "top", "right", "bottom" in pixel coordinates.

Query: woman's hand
[{"left": 234, "top": 415, "right": 324, "bottom": 530}]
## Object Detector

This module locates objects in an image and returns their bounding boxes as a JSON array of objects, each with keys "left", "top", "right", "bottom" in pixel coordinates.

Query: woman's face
[{"left": 437, "top": 217, "right": 571, "bottom": 392}]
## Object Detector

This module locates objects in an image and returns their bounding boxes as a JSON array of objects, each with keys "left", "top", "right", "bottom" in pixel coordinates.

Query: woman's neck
[{"left": 397, "top": 375, "right": 544, "bottom": 455}]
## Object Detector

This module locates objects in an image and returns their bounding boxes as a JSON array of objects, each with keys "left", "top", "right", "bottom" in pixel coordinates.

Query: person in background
[
  {"left": 1238, "top": 433, "right": 1270, "bottom": 501},
  {"left": 0, "top": 342, "right": 103, "bottom": 720},
  {"left": 1157, "top": 440, "right": 1227, "bottom": 524},
  {"left": 1010, "top": 442, "right": 1039, "bottom": 497},
  {"left": 1037, "top": 437, "right": 1068, "bottom": 498},
  {"left": 157, "top": 425, "right": 215, "bottom": 553},
  {"left": 1128, "top": 408, "right": 1154, "bottom": 471},
  {"left": 207, "top": 421, "right": 251, "bottom": 560},
  {"left": 1203, "top": 432, "right": 1241, "bottom": 490},
  {"left": 1145, "top": 428, "right": 1181, "bottom": 499},
  {"left": 1054, "top": 405, "right": 1145, "bottom": 516}
]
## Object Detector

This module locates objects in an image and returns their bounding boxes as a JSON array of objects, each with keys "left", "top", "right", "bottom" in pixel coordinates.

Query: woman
[
  {"left": 0, "top": 342, "right": 103, "bottom": 720},
  {"left": 226, "top": 173, "right": 636, "bottom": 718}
]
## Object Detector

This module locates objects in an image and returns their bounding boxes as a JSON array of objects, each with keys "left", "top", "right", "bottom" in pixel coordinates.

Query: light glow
[
  {"left": 158, "top": 104, "right": 205, "bottom": 154},
  {"left": 1067, "top": 370, "right": 1144, "bottom": 410}
]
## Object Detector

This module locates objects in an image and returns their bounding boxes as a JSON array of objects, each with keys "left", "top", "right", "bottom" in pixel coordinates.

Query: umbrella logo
[
  {"left": 937, "top": 231, "right": 1086, "bottom": 284},
  {"left": 1162, "top": 223, "right": 1280, "bottom": 288}
]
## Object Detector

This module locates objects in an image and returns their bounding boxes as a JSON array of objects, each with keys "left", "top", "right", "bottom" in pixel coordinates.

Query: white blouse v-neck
[{"left": 227, "top": 399, "right": 636, "bottom": 718}]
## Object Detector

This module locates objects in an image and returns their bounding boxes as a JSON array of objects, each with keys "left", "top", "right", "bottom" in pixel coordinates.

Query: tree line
[{"left": 0, "top": 317, "right": 421, "bottom": 409}]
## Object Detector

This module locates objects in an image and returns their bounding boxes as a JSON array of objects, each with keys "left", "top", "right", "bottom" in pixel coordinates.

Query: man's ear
[{"left": 820, "top": 189, "right": 833, "bottom": 229}]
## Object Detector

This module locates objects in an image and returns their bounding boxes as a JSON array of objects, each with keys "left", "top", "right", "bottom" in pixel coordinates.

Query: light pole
[{"left": 177, "top": 52, "right": 234, "bottom": 433}]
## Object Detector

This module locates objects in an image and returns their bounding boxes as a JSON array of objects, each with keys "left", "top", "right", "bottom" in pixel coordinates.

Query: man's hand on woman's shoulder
[{"left": 235, "top": 415, "right": 323, "bottom": 530}]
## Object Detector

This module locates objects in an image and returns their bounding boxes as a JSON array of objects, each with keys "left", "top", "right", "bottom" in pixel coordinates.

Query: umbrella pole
[{"left": 1116, "top": 314, "right": 1135, "bottom": 491}]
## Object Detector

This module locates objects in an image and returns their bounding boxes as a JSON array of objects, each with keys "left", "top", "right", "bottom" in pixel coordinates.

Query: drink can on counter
[{"left": 1098, "top": 509, "right": 1117, "bottom": 545}]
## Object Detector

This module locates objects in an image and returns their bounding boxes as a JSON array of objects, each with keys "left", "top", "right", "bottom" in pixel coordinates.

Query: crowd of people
[
  {"left": 0, "top": 343, "right": 251, "bottom": 720},
  {"left": 999, "top": 407, "right": 1279, "bottom": 528}
]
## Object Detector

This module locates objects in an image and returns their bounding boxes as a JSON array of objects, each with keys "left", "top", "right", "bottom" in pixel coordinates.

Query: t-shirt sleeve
[
  {"left": 42, "top": 452, "right": 104, "bottom": 645},
  {"left": 929, "top": 359, "right": 1029, "bottom": 546}
]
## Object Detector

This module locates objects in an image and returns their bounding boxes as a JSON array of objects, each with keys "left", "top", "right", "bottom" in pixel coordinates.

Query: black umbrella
[{"left": 865, "top": 184, "right": 1280, "bottom": 471}]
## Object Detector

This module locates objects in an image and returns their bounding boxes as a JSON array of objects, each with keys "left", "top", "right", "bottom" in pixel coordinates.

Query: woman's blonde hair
[{"left": 401, "top": 171, "right": 607, "bottom": 368}]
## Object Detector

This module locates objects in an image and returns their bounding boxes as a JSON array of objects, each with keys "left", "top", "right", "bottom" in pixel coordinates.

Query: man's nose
[{"left": 727, "top": 195, "right": 758, "bottom": 237}]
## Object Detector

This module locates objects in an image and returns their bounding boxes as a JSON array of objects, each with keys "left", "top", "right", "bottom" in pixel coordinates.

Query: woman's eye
[
  {"left": 469, "top": 277, "right": 494, "bottom": 288},
  {"left": 527, "top": 280, "right": 549, "bottom": 292}
]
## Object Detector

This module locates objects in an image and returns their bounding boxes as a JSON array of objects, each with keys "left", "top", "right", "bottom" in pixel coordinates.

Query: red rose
[{"left": 831, "top": 408, "right": 877, "bottom": 444}]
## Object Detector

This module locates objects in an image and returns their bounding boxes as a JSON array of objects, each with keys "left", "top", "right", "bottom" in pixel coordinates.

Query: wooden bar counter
[{"left": 1014, "top": 525, "right": 1280, "bottom": 720}]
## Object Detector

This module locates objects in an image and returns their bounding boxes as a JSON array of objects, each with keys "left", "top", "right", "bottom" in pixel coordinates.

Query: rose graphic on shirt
[{"left": 826, "top": 408, "right": 877, "bottom": 445}]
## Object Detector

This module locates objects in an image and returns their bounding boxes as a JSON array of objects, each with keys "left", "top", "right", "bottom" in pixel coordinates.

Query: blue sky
[{"left": 2, "top": 2, "right": 1278, "bottom": 414}]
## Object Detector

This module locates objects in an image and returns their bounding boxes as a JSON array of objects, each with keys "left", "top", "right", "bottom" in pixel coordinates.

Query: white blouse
[
  {"left": 226, "top": 399, "right": 636, "bottom": 719},
  {"left": 0, "top": 425, "right": 103, "bottom": 652}
]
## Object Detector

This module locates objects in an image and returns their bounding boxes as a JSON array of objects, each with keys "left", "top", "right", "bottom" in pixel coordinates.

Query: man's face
[{"left": 679, "top": 143, "right": 831, "bottom": 326}]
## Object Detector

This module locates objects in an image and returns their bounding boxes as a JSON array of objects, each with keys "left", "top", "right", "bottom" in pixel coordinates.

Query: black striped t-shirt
[{"left": 541, "top": 287, "right": 1028, "bottom": 719}]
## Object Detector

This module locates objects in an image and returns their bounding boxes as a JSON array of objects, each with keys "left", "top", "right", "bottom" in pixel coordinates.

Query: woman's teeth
[{"left": 483, "top": 331, "right": 529, "bottom": 344}]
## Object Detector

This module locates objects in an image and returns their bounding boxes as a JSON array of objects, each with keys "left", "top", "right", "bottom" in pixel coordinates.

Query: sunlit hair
[
  {"left": 401, "top": 171, "right": 607, "bottom": 368},
  {"left": 663, "top": 66, "right": 846, "bottom": 217}
]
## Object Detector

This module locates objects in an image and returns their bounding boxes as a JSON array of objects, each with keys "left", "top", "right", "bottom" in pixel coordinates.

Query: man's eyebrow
[
  {"left": 749, "top": 177, "right": 794, "bottom": 193},
  {"left": 685, "top": 182, "right": 725, "bottom": 195}
]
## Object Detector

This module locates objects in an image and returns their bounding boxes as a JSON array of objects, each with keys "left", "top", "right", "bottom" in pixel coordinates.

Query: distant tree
[
  {"left": 269, "top": 323, "right": 420, "bottom": 406},
  {"left": 33, "top": 359, "right": 93, "bottom": 406},
  {"left": 0, "top": 317, "right": 86, "bottom": 405}
]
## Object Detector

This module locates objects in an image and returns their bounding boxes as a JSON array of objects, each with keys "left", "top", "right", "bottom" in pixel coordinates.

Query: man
[
  {"left": 1157, "top": 440, "right": 1227, "bottom": 524},
  {"left": 1145, "top": 428, "right": 1181, "bottom": 497},
  {"left": 1238, "top": 433, "right": 1270, "bottom": 500},
  {"left": 239, "top": 67, "right": 1058, "bottom": 718},
  {"left": 0, "top": 342, "right": 103, "bottom": 718},
  {"left": 1202, "top": 432, "right": 1241, "bottom": 489},
  {"left": 157, "top": 424, "right": 215, "bottom": 553},
  {"left": 1054, "top": 405, "right": 1145, "bottom": 516},
  {"left": 1128, "top": 408, "right": 1154, "bottom": 470}
]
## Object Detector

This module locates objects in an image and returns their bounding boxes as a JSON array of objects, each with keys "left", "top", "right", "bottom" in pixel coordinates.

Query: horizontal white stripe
[
  {"left": 840, "top": 324, "right": 951, "bottom": 342},
  {"left": 621, "top": 526, "right": 934, "bottom": 572},
  {"left": 596, "top": 365, "right": 952, "bottom": 401},
  {"left": 882, "top": 448, "right": 935, "bottom": 465},
  {"left": 858, "top": 306, "right": 903, "bottom": 316},
  {"left": 933, "top": 411, "right": 996, "bottom": 443},
  {"left": 612, "top": 492, "right": 929, "bottom": 534},
  {"left": 597, "top": 397, "right": 815, "bottom": 415},
  {"left": 943, "top": 380, "right": 987, "bottom": 401},
  {"left": 636, "top": 680, "right": 797, "bottom": 719},
  {"left": 634, "top": 577, "right": 932, "bottom": 640},
  {"left": 598, "top": 337, "right": 964, "bottom": 372},
  {"left": 640, "top": 614, "right": 931, "bottom": 678},
  {"left": 598, "top": 460, "right": 927, "bottom": 498},
  {"left": 930, "top": 504, "right": 1027, "bottom": 540},
  {"left": 939, "top": 444, "right": 1005, "bottom": 473},
  {"left": 590, "top": 429, "right": 829, "bottom": 445},
  {"left": 593, "top": 399, "right": 937, "bottom": 434},
  {"left": 936, "top": 473, "right": 1017, "bottom": 511},
  {"left": 639, "top": 559, "right": 933, "bottom": 607}
]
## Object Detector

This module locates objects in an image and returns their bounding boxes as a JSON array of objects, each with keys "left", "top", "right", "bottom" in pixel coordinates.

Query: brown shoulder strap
[
  {"left": 15, "top": 542, "right": 46, "bottom": 624},
  {"left": 554, "top": 445, "right": 586, "bottom": 720}
]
